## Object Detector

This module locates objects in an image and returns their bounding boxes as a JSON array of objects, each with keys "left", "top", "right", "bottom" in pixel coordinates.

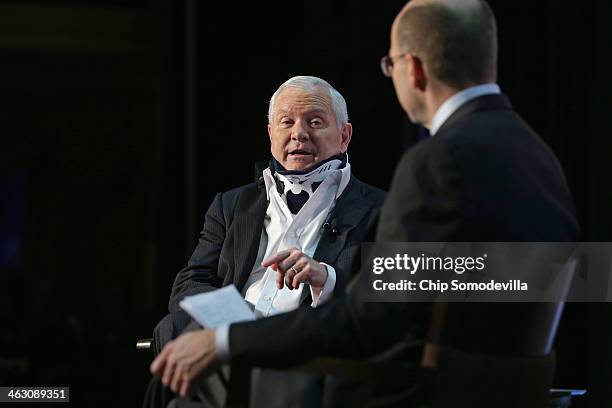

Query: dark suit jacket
[
  {"left": 168, "top": 174, "right": 386, "bottom": 313},
  {"left": 228, "top": 94, "right": 581, "bottom": 369}
]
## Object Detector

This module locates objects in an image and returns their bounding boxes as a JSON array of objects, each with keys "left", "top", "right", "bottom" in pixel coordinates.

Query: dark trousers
[
  {"left": 152, "top": 310, "right": 194, "bottom": 356},
  {"left": 143, "top": 369, "right": 229, "bottom": 408},
  {"left": 145, "top": 312, "right": 228, "bottom": 408}
]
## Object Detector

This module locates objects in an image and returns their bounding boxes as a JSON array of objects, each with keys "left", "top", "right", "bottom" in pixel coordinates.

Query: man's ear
[
  {"left": 408, "top": 54, "right": 427, "bottom": 91},
  {"left": 340, "top": 122, "right": 353, "bottom": 153},
  {"left": 267, "top": 124, "right": 273, "bottom": 142}
]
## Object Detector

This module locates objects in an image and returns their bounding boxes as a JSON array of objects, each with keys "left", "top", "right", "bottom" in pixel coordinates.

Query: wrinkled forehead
[{"left": 274, "top": 87, "right": 333, "bottom": 116}]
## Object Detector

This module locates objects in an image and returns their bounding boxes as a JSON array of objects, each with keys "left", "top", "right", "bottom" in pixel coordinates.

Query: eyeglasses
[{"left": 380, "top": 52, "right": 411, "bottom": 77}]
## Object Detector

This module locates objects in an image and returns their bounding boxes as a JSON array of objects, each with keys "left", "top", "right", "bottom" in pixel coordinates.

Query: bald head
[{"left": 393, "top": 0, "right": 497, "bottom": 88}]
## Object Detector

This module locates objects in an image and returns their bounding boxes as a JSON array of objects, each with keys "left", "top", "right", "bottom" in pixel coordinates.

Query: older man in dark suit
[
  {"left": 148, "top": 75, "right": 386, "bottom": 407},
  {"left": 151, "top": 1, "right": 580, "bottom": 406}
]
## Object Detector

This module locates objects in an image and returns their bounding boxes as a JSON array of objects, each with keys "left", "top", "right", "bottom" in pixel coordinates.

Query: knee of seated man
[{"left": 153, "top": 310, "right": 193, "bottom": 355}]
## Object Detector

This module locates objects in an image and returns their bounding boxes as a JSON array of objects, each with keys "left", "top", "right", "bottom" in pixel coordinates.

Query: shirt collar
[
  {"left": 429, "top": 83, "right": 501, "bottom": 136},
  {"left": 263, "top": 161, "right": 351, "bottom": 201}
]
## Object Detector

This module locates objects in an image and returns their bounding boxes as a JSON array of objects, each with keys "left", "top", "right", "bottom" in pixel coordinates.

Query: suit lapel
[
  {"left": 232, "top": 183, "right": 268, "bottom": 291},
  {"left": 312, "top": 176, "right": 373, "bottom": 266}
]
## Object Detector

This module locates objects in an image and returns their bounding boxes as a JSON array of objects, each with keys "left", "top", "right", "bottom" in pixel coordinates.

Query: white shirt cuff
[
  {"left": 310, "top": 263, "right": 336, "bottom": 307},
  {"left": 214, "top": 324, "right": 231, "bottom": 363}
]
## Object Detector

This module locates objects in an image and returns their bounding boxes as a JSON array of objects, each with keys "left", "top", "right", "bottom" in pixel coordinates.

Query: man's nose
[{"left": 291, "top": 121, "right": 310, "bottom": 142}]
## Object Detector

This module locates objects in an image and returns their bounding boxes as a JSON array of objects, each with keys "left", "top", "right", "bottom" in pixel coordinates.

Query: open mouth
[{"left": 288, "top": 149, "right": 312, "bottom": 158}]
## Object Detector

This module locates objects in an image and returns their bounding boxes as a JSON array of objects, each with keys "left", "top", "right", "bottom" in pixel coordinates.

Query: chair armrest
[{"left": 549, "top": 389, "right": 587, "bottom": 408}]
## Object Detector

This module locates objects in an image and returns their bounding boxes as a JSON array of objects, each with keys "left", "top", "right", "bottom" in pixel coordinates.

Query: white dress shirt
[
  {"left": 215, "top": 162, "right": 352, "bottom": 360},
  {"left": 429, "top": 83, "right": 501, "bottom": 136}
]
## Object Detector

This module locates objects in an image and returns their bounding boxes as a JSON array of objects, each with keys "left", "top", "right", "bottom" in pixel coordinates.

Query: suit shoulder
[
  {"left": 395, "top": 136, "right": 451, "bottom": 171},
  {"left": 436, "top": 109, "right": 537, "bottom": 149},
  {"left": 350, "top": 176, "right": 387, "bottom": 207},
  {"left": 215, "top": 181, "right": 262, "bottom": 212},
  {"left": 219, "top": 180, "right": 260, "bottom": 198}
]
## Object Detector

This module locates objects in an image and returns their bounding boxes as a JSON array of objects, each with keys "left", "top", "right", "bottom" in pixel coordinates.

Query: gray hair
[{"left": 267, "top": 76, "right": 349, "bottom": 127}]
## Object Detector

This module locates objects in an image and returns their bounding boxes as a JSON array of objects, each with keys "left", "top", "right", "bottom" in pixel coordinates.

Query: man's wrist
[
  {"left": 312, "top": 262, "right": 329, "bottom": 289},
  {"left": 311, "top": 263, "right": 336, "bottom": 307}
]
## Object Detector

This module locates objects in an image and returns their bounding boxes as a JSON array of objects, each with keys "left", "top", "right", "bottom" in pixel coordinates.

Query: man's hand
[
  {"left": 262, "top": 247, "right": 328, "bottom": 291},
  {"left": 150, "top": 329, "right": 219, "bottom": 398}
]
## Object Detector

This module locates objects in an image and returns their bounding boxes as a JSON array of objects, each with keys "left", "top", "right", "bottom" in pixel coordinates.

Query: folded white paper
[{"left": 179, "top": 284, "right": 256, "bottom": 329}]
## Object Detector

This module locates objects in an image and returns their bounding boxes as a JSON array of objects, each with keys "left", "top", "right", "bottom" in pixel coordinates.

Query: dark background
[{"left": 0, "top": 1, "right": 611, "bottom": 407}]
